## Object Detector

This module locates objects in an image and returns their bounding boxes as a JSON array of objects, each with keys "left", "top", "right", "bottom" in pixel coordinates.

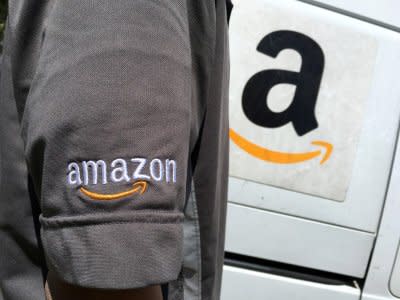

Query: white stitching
[
  {"left": 67, "top": 162, "right": 82, "bottom": 185},
  {"left": 131, "top": 158, "right": 151, "bottom": 180},
  {"left": 67, "top": 158, "right": 177, "bottom": 185},
  {"left": 110, "top": 158, "right": 130, "bottom": 183},
  {"left": 82, "top": 160, "right": 107, "bottom": 185},
  {"left": 150, "top": 158, "right": 163, "bottom": 181}
]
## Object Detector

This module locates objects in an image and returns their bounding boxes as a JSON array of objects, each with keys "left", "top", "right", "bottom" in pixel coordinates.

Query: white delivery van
[{"left": 221, "top": 1, "right": 400, "bottom": 299}]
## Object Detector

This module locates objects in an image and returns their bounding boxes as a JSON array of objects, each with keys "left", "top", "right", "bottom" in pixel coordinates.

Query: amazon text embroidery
[{"left": 67, "top": 158, "right": 177, "bottom": 186}]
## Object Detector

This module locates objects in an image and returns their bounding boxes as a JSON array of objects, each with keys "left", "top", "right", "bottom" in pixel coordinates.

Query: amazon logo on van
[{"left": 230, "top": 30, "right": 333, "bottom": 164}]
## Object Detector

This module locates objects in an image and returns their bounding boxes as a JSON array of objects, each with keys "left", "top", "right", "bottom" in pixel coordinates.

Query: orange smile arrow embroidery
[
  {"left": 80, "top": 180, "right": 148, "bottom": 200},
  {"left": 229, "top": 128, "right": 333, "bottom": 164}
]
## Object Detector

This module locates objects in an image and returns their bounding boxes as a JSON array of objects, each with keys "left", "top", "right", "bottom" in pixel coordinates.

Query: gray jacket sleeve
[{"left": 20, "top": 0, "right": 191, "bottom": 289}]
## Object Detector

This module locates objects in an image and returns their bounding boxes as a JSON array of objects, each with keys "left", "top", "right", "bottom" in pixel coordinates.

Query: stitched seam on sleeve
[
  {"left": 42, "top": 219, "right": 183, "bottom": 229},
  {"left": 40, "top": 212, "right": 184, "bottom": 228}
]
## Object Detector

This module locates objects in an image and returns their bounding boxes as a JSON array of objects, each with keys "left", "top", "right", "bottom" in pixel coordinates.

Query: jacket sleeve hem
[{"left": 40, "top": 213, "right": 183, "bottom": 289}]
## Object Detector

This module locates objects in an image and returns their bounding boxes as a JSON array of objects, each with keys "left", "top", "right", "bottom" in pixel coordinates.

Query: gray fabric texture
[
  {"left": 0, "top": 17, "right": 47, "bottom": 300},
  {"left": 192, "top": 1, "right": 230, "bottom": 298},
  {"left": 0, "top": 0, "right": 229, "bottom": 299},
  {"left": 181, "top": 183, "right": 202, "bottom": 300}
]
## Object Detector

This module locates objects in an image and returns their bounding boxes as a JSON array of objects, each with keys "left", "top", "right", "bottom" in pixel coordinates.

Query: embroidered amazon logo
[
  {"left": 231, "top": 30, "right": 333, "bottom": 164},
  {"left": 67, "top": 158, "right": 176, "bottom": 200}
]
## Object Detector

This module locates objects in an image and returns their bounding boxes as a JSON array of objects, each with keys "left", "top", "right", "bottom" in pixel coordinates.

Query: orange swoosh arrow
[
  {"left": 80, "top": 180, "right": 148, "bottom": 201},
  {"left": 229, "top": 128, "right": 333, "bottom": 164}
]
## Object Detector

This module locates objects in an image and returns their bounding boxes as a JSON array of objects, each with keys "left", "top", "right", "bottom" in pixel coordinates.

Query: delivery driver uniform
[{"left": 0, "top": 0, "right": 230, "bottom": 299}]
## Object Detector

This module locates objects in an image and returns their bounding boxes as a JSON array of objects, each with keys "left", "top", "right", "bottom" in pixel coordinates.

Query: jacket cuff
[{"left": 40, "top": 212, "right": 183, "bottom": 289}]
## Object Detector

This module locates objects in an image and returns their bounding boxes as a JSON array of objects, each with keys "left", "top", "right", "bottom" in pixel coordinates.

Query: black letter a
[{"left": 242, "top": 30, "right": 325, "bottom": 136}]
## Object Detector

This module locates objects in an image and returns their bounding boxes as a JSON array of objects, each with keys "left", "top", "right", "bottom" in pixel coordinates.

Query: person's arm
[
  {"left": 21, "top": 0, "right": 192, "bottom": 295},
  {"left": 45, "top": 271, "right": 162, "bottom": 300}
]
